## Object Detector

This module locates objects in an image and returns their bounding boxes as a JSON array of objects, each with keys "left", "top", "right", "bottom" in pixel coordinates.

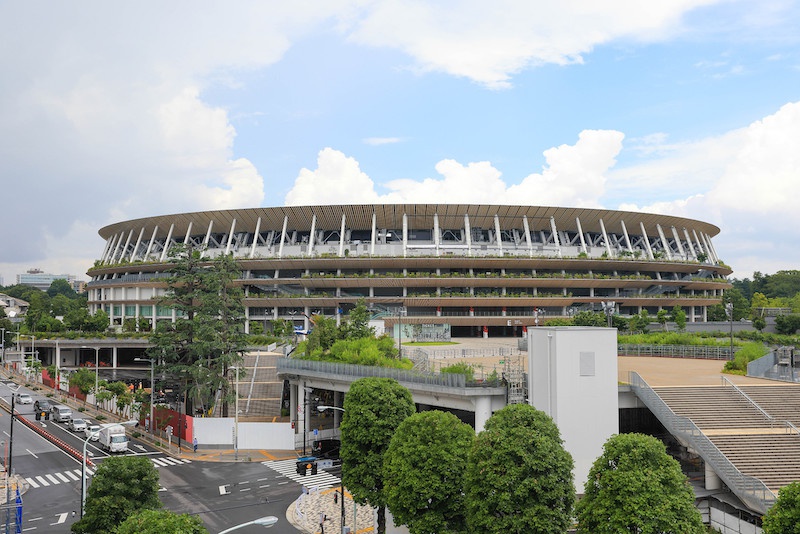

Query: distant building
[
  {"left": 0, "top": 293, "right": 29, "bottom": 319},
  {"left": 16, "top": 268, "right": 78, "bottom": 292}
]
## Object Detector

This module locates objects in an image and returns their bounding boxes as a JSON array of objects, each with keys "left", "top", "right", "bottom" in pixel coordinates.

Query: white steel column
[
  {"left": 340, "top": 213, "right": 347, "bottom": 257},
  {"left": 99, "top": 235, "right": 114, "bottom": 264},
  {"left": 671, "top": 226, "right": 686, "bottom": 260},
  {"left": 494, "top": 214, "right": 503, "bottom": 255},
  {"left": 656, "top": 224, "right": 672, "bottom": 260},
  {"left": 110, "top": 232, "right": 125, "bottom": 263},
  {"left": 278, "top": 216, "right": 288, "bottom": 259},
  {"left": 620, "top": 220, "right": 634, "bottom": 253},
  {"left": 464, "top": 214, "right": 473, "bottom": 256},
  {"left": 370, "top": 212, "right": 376, "bottom": 256},
  {"left": 576, "top": 217, "right": 587, "bottom": 255},
  {"left": 639, "top": 222, "right": 654, "bottom": 260},
  {"left": 144, "top": 226, "right": 159, "bottom": 260},
  {"left": 201, "top": 220, "right": 214, "bottom": 258},
  {"left": 549, "top": 217, "right": 562, "bottom": 257},
  {"left": 434, "top": 213, "right": 441, "bottom": 256},
  {"left": 225, "top": 218, "right": 237, "bottom": 255},
  {"left": 703, "top": 233, "right": 720, "bottom": 264},
  {"left": 692, "top": 229, "right": 706, "bottom": 258},
  {"left": 250, "top": 218, "right": 261, "bottom": 258},
  {"left": 682, "top": 228, "right": 697, "bottom": 260},
  {"left": 160, "top": 224, "right": 175, "bottom": 262},
  {"left": 402, "top": 213, "right": 408, "bottom": 258},
  {"left": 307, "top": 214, "right": 317, "bottom": 256},
  {"left": 103, "top": 233, "right": 119, "bottom": 264},
  {"left": 132, "top": 227, "right": 145, "bottom": 262},
  {"left": 523, "top": 216, "right": 533, "bottom": 257},
  {"left": 184, "top": 221, "right": 194, "bottom": 249},
  {"left": 120, "top": 229, "right": 134, "bottom": 262},
  {"left": 599, "top": 219, "right": 612, "bottom": 257}
]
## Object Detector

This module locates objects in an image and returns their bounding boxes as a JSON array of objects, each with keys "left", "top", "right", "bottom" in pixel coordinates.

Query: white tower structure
[{"left": 528, "top": 326, "right": 619, "bottom": 493}]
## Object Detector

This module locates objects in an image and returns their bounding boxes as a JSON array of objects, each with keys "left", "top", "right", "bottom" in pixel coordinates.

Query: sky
[{"left": 2, "top": 0, "right": 800, "bottom": 285}]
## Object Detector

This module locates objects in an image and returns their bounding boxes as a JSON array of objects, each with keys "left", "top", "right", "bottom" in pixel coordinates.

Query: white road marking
[{"left": 51, "top": 513, "right": 69, "bottom": 525}]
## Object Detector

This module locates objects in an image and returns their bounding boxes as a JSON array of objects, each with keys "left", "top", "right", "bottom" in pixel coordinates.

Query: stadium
[{"left": 86, "top": 204, "right": 731, "bottom": 334}]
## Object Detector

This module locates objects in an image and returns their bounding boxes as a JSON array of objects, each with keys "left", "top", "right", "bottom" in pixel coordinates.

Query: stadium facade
[{"left": 87, "top": 204, "right": 731, "bottom": 336}]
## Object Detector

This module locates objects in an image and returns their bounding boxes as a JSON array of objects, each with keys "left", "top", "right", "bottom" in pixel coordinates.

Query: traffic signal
[{"left": 311, "top": 462, "right": 317, "bottom": 475}]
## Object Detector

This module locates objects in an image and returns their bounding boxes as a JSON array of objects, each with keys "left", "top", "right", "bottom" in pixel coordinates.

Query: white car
[
  {"left": 14, "top": 393, "right": 33, "bottom": 405},
  {"left": 68, "top": 418, "right": 87, "bottom": 433},
  {"left": 84, "top": 423, "right": 101, "bottom": 441}
]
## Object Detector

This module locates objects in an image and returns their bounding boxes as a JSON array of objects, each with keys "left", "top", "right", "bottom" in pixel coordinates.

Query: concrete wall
[
  {"left": 528, "top": 326, "right": 619, "bottom": 493},
  {"left": 193, "top": 418, "right": 294, "bottom": 450}
]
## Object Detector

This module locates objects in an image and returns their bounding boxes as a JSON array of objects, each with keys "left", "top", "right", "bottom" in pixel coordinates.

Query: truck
[{"left": 97, "top": 424, "right": 129, "bottom": 453}]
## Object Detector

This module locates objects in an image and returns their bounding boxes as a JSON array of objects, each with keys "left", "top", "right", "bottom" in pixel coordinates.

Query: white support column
[
  {"left": 474, "top": 395, "right": 493, "bottom": 432},
  {"left": 144, "top": 226, "right": 159, "bottom": 260},
  {"left": 370, "top": 212, "right": 376, "bottom": 256},
  {"left": 464, "top": 214, "right": 473, "bottom": 256},
  {"left": 599, "top": 219, "right": 613, "bottom": 257},
  {"left": 682, "top": 228, "right": 697, "bottom": 260},
  {"left": 290, "top": 384, "right": 298, "bottom": 440},
  {"left": 250, "top": 217, "right": 261, "bottom": 258},
  {"left": 184, "top": 221, "right": 194, "bottom": 248},
  {"left": 278, "top": 216, "right": 288, "bottom": 259},
  {"left": 120, "top": 229, "right": 134, "bottom": 262},
  {"left": 103, "top": 233, "right": 119, "bottom": 264},
  {"left": 523, "top": 216, "right": 533, "bottom": 257},
  {"left": 639, "top": 222, "right": 654, "bottom": 260},
  {"left": 576, "top": 217, "right": 587, "bottom": 255},
  {"left": 692, "top": 229, "right": 706, "bottom": 258},
  {"left": 620, "top": 220, "right": 634, "bottom": 253},
  {"left": 225, "top": 218, "right": 237, "bottom": 255},
  {"left": 402, "top": 213, "right": 408, "bottom": 258},
  {"left": 549, "top": 217, "right": 562, "bottom": 257},
  {"left": 703, "top": 233, "right": 721, "bottom": 264},
  {"left": 671, "top": 226, "right": 686, "bottom": 260},
  {"left": 308, "top": 214, "right": 317, "bottom": 257},
  {"left": 111, "top": 232, "right": 125, "bottom": 263},
  {"left": 160, "top": 223, "right": 175, "bottom": 262},
  {"left": 132, "top": 227, "right": 145, "bottom": 262},
  {"left": 112, "top": 346, "right": 118, "bottom": 369},
  {"left": 201, "top": 220, "right": 214, "bottom": 258},
  {"left": 434, "top": 213, "right": 441, "bottom": 256},
  {"left": 99, "top": 235, "right": 114, "bottom": 264},
  {"left": 494, "top": 214, "right": 503, "bottom": 256},
  {"left": 656, "top": 224, "right": 673, "bottom": 260},
  {"left": 340, "top": 213, "right": 347, "bottom": 257}
]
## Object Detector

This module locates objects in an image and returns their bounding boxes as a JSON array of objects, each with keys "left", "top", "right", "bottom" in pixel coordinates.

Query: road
[{"left": 0, "top": 381, "right": 315, "bottom": 533}]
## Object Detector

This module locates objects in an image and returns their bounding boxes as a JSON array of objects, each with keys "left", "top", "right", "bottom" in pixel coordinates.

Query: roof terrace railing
[
  {"left": 629, "top": 371, "right": 776, "bottom": 515},
  {"left": 277, "top": 357, "right": 467, "bottom": 388}
]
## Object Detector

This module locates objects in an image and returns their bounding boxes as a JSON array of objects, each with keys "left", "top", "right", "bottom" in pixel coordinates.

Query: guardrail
[
  {"left": 629, "top": 371, "right": 776, "bottom": 514},
  {"left": 619, "top": 344, "right": 733, "bottom": 360},
  {"left": 277, "top": 358, "right": 467, "bottom": 388},
  {"left": 720, "top": 376, "right": 775, "bottom": 424}
]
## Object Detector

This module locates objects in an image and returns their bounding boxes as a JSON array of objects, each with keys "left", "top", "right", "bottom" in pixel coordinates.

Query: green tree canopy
[
  {"left": 47, "top": 278, "right": 77, "bottom": 298},
  {"left": 71, "top": 456, "right": 161, "bottom": 534},
  {"left": 762, "top": 481, "right": 800, "bottom": 534},
  {"left": 575, "top": 433, "right": 704, "bottom": 534},
  {"left": 341, "top": 377, "right": 415, "bottom": 534},
  {"left": 116, "top": 509, "right": 208, "bottom": 534},
  {"left": 384, "top": 410, "right": 475, "bottom": 534},
  {"left": 464, "top": 404, "right": 574, "bottom": 534},
  {"left": 671, "top": 306, "right": 687, "bottom": 332},
  {"left": 68, "top": 368, "right": 97, "bottom": 397}
]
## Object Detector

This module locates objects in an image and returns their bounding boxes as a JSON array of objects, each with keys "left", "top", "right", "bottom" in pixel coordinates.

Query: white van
[{"left": 50, "top": 405, "right": 73, "bottom": 423}]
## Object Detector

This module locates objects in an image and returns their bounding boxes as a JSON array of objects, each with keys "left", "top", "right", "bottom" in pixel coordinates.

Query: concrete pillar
[
  {"left": 334, "top": 391, "right": 342, "bottom": 429},
  {"left": 705, "top": 461, "right": 722, "bottom": 490},
  {"left": 474, "top": 396, "right": 492, "bottom": 432}
]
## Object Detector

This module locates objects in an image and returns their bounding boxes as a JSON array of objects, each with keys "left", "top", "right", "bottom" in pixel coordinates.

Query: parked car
[
  {"left": 311, "top": 439, "right": 341, "bottom": 459},
  {"left": 14, "top": 393, "right": 33, "bottom": 405},
  {"left": 68, "top": 418, "right": 87, "bottom": 433},
  {"left": 50, "top": 404, "right": 73, "bottom": 423},
  {"left": 84, "top": 423, "right": 101, "bottom": 441},
  {"left": 34, "top": 399, "right": 52, "bottom": 412}
]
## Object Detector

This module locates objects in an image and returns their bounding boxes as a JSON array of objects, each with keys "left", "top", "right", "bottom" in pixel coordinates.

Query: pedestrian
[{"left": 193, "top": 436, "right": 198, "bottom": 453}]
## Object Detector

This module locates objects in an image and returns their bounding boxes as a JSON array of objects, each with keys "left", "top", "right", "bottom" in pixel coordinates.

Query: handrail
[
  {"left": 720, "top": 376, "right": 774, "bottom": 424},
  {"left": 629, "top": 372, "right": 776, "bottom": 514},
  {"left": 786, "top": 421, "right": 800, "bottom": 437}
]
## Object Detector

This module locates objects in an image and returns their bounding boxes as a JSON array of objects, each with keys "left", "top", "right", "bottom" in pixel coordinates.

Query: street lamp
[
  {"left": 230, "top": 366, "right": 241, "bottom": 461},
  {"left": 81, "top": 420, "right": 137, "bottom": 518},
  {"left": 601, "top": 301, "right": 616, "bottom": 328},
  {"left": 81, "top": 346, "right": 101, "bottom": 407},
  {"left": 134, "top": 358, "right": 155, "bottom": 436},
  {"left": 396, "top": 306, "right": 406, "bottom": 357},
  {"left": 0, "top": 327, "right": 5, "bottom": 364},
  {"left": 318, "top": 405, "right": 346, "bottom": 534},
  {"left": 725, "top": 302, "right": 734, "bottom": 360},
  {"left": 218, "top": 516, "right": 278, "bottom": 533}
]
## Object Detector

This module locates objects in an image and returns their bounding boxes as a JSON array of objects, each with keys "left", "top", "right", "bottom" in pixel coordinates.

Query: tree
[
  {"left": 723, "top": 287, "right": 750, "bottom": 321},
  {"left": 670, "top": 306, "right": 686, "bottom": 332},
  {"left": 628, "top": 310, "right": 650, "bottom": 334},
  {"left": 340, "top": 298, "right": 375, "bottom": 339},
  {"left": 573, "top": 311, "right": 605, "bottom": 327},
  {"left": 440, "top": 362, "right": 475, "bottom": 382},
  {"left": 147, "top": 245, "right": 247, "bottom": 417},
  {"left": 71, "top": 456, "right": 161, "bottom": 534},
  {"left": 116, "top": 509, "right": 208, "bottom": 534},
  {"left": 384, "top": 411, "right": 475, "bottom": 534},
  {"left": 656, "top": 309, "right": 669, "bottom": 331},
  {"left": 69, "top": 368, "right": 97, "bottom": 403},
  {"left": 47, "top": 278, "right": 77, "bottom": 298},
  {"left": 762, "top": 481, "right": 800, "bottom": 534},
  {"left": 464, "top": 404, "right": 574, "bottom": 534},
  {"left": 575, "top": 433, "right": 704, "bottom": 534},
  {"left": 341, "top": 377, "right": 415, "bottom": 534},
  {"left": 753, "top": 316, "right": 767, "bottom": 332}
]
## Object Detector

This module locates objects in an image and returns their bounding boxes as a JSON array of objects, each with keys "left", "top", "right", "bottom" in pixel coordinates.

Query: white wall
[
  {"left": 192, "top": 419, "right": 294, "bottom": 450},
  {"left": 528, "top": 327, "right": 619, "bottom": 493}
]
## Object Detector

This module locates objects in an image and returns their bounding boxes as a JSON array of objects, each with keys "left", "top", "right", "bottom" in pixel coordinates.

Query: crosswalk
[
  {"left": 25, "top": 457, "right": 191, "bottom": 489},
  {"left": 262, "top": 459, "right": 341, "bottom": 489}
]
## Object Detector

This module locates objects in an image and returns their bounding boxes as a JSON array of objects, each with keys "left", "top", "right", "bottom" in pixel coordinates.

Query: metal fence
[
  {"left": 747, "top": 348, "right": 800, "bottom": 383},
  {"left": 618, "top": 344, "right": 733, "bottom": 360},
  {"left": 277, "top": 357, "right": 467, "bottom": 388},
  {"left": 629, "top": 371, "right": 776, "bottom": 514}
]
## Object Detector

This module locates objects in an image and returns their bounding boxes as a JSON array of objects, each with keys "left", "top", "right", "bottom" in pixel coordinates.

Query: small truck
[{"left": 97, "top": 424, "right": 130, "bottom": 453}]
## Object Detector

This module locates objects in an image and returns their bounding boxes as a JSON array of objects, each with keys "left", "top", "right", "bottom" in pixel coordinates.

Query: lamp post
[
  {"left": 135, "top": 358, "right": 155, "bottom": 436},
  {"left": 230, "top": 366, "right": 240, "bottom": 461},
  {"left": 726, "top": 302, "right": 734, "bottom": 360},
  {"left": 5, "top": 386, "right": 18, "bottom": 533},
  {"left": 81, "top": 420, "right": 137, "bottom": 518},
  {"left": 396, "top": 306, "right": 406, "bottom": 357},
  {"left": 318, "top": 405, "right": 346, "bottom": 534},
  {"left": 0, "top": 327, "right": 5, "bottom": 364},
  {"left": 218, "top": 516, "right": 278, "bottom": 533},
  {"left": 81, "top": 346, "right": 101, "bottom": 407},
  {"left": 601, "top": 301, "right": 616, "bottom": 328}
]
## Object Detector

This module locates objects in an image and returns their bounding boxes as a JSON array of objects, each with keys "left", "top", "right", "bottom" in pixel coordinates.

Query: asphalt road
[{"left": 0, "top": 381, "right": 306, "bottom": 533}]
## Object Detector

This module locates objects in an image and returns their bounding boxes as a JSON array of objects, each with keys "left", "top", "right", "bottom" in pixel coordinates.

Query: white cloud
[
  {"left": 363, "top": 137, "right": 404, "bottom": 145},
  {"left": 285, "top": 148, "right": 381, "bottom": 205}
]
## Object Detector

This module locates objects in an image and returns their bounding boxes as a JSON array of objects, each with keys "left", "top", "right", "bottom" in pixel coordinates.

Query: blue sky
[{"left": 2, "top": 1, "right": 800, "bottom": 284}]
